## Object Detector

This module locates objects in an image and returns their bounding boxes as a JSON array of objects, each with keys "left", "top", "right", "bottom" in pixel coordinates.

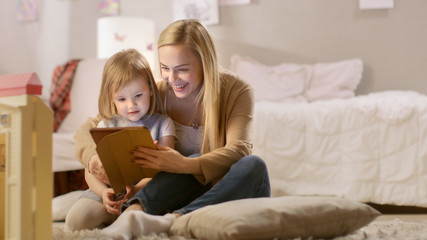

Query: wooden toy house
[{"left": 0, "top": 73, "right": 52, "bottom": 240}]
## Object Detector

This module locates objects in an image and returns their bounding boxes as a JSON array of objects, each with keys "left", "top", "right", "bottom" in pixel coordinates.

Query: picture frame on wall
[
  {"left": 16, "top": 0, "right": 37, "bottom": 23},
  {"left": 172, "top": 0, "right": 219, "bottom": 26}
]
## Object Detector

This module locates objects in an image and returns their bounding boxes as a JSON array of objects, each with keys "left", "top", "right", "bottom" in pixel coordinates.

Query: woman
[{"left": 74, "top": 19, "right": 270, "bottom": 239}]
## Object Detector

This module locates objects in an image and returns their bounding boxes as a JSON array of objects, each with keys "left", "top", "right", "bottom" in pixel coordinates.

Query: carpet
[{"left": 52, "top": 218, "right": 427, "bottom": 240}]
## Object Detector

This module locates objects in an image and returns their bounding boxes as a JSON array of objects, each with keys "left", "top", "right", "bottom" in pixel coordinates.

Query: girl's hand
[
  {"left": 131, "top": 143, "right": 201, "bottom": 174},
  {"left": 88, "top": 154, "right": 110, "bottom": 185},
  {"left": 123, "top": 184, "right": 138, "bottom": 201},
  {"left": 102, "top": 188, "right": 122, "bottom": 215}
]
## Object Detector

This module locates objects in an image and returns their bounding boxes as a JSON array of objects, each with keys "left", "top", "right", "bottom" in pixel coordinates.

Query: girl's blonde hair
[
  {"left": 158, "top": 19, "right": 221, "bottom": 153},
  {"left": 98, "top": 49, "right": 163, "bottom": 119}
]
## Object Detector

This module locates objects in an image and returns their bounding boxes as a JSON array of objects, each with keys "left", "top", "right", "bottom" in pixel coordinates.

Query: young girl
[{"left": 65, "top": 49, "right": 175, "bottom": 231}]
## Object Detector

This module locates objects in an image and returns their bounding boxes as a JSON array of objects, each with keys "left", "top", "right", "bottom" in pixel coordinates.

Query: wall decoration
[
  {"left": 16, "top": 0, "right": 37, "bottom": 23},
  {"left": 359, "top": 0, "right": 394, "bottom": 9},
  {"left": 219, "top": 0, "right": 250, "bottom": 5},
  {"left": 173, "top": 0, "right": 219, "bottom": 26},
  {"left": 99, "top": 0, "right": 119, "bottom": 15}
]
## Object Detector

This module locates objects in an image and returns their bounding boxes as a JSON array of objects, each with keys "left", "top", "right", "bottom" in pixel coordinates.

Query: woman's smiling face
[{"left": 158, "top": 44, "right": 203, "bottom": 100}]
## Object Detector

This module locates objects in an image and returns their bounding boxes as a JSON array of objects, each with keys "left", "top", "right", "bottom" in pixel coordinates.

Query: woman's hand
[
  {"left": 123, "top": 184, "right": 138, "bottom": 201},
  {"left": 131, "top": 143, "right": 202, "bottom": 175},
  {"left": 88, "top": 154, "right": 110, "bottom": 185},
  {"left": 102, "top": 188, "right": 123, "bottom": 215}
]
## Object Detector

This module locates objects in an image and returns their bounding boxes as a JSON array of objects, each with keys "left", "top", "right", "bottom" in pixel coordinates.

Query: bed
[{"left": 231, "top": 54, "right": 427, "bottom": 209}]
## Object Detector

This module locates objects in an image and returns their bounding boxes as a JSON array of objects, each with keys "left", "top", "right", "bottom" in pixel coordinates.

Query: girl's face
[
  {"left": 113, "top": 77, "right": 151, "bottom": 122},
  {"left": 158, "top": 44, "right": 203, "bottom": 100}
]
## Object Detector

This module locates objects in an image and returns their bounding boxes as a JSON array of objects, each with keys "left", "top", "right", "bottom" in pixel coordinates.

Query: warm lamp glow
[{"left": 97, "top": 17, "right": 156, "bottom": 67}]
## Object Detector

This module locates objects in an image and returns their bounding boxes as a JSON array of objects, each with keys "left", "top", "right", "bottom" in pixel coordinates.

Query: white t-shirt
[
  {"left": 174, "top": 121, "right": 203, "bottom": 156},
  {"left": 97, "top": 113, "right": 176, "bottom": 141}
]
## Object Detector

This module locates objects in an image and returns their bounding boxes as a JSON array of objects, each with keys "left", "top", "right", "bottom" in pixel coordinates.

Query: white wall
[
  {"left": 1, "top": 0, "right": 427, "bottom": 98},
  {"left": 0, "top": 0, "right": 72, "bottom": 100},
  {"left": 217, "top": 1, "right": 427, "bottom": 95}
]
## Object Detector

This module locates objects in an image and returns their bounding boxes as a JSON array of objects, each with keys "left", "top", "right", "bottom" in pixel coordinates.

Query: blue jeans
[{"left": 121, "top": 155, "right": 271, "bottom": 215}]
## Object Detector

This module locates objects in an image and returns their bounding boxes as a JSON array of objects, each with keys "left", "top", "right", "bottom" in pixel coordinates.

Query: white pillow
[
  {"left": 230, "top": 55, "right": 308, "bottom": 103},
  {"left": 56, "top": 58, "right": 107, "bottom": 134},
  {"left": 306, "top": 59, "right": 363, "bottom": 102},
  {"left": 230, "top": 55, "right": 363, "bottom": 103},
  {"left": 170, "top": 196, "right": 380, "bottom": 240}
]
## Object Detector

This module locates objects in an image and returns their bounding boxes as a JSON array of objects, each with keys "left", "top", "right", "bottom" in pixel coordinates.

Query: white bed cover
[{"left": 253, "top": 91, "right": 427, "bottom": 208}]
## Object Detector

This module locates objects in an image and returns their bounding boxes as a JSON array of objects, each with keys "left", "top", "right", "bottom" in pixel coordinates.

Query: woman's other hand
[
  {"left": 131, "top": 143, "right": 202, "bottom": 175},
  {"left": 123, "top": 184, "right": 138, "bottom": 201},
  {"left": 88, "top": 154, "right": 110, "bottom": 185}
]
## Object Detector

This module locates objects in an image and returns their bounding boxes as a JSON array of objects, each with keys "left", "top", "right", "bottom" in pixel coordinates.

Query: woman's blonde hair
[
  {"left": 158, "top": 19, "right": 221, "bottom": 153},
  {"left": 98, "top": 49, "right": 163, "bottom": 119}
]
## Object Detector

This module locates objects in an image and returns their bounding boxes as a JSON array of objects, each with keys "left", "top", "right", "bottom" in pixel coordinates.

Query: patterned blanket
[{"left": 50, "top": 59, "right": 80, "bottom": 131}]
